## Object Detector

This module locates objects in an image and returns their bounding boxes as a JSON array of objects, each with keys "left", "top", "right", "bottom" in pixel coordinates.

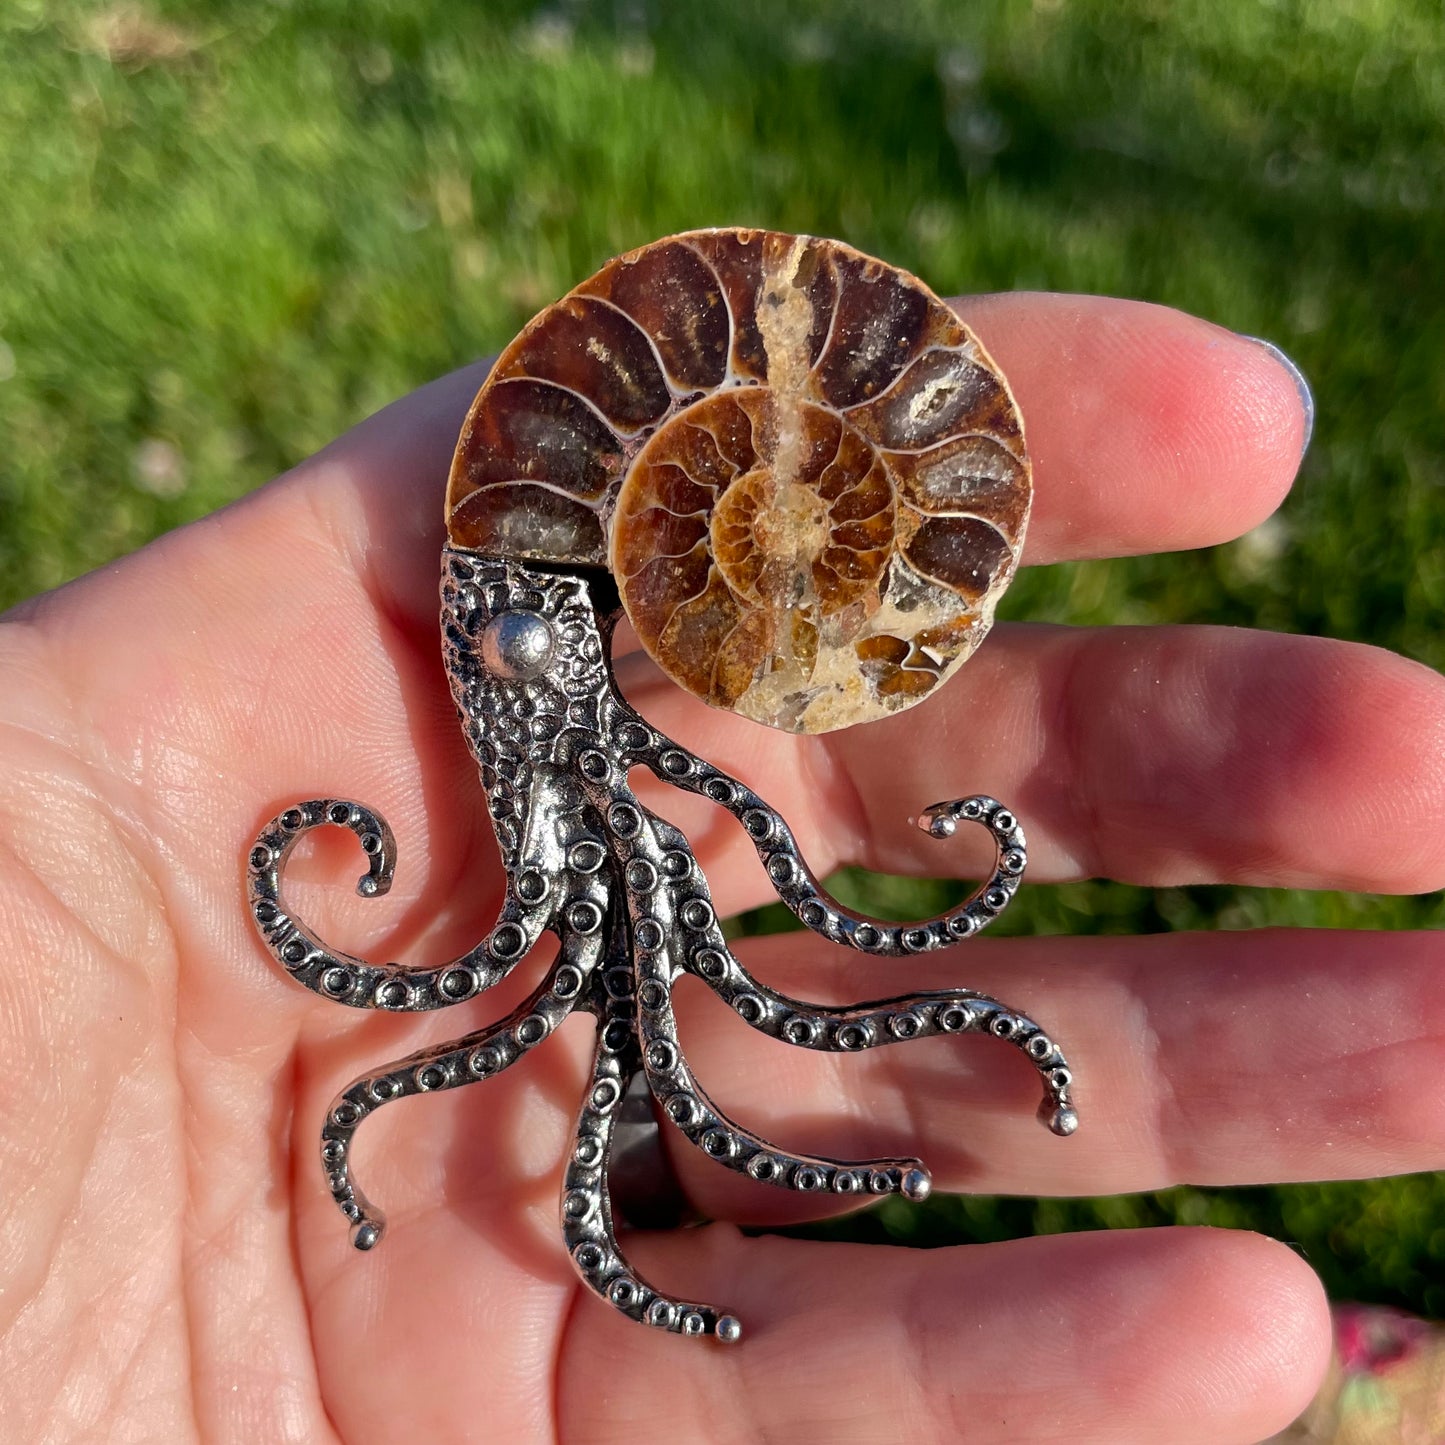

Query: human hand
[{"left": 2, "top": 293, "right": 1435, "bottom": 1444}]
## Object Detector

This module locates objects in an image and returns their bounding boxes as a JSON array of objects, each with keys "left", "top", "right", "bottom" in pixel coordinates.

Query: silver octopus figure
[{"left": 247, "top": 229, "right": 1078, "bottom": 1341}]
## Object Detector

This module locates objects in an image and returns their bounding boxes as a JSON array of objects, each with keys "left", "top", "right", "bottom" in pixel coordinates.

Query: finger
[
  {"left": 656, "top": 927, "right": 1445, "bottom": 1224},
  {"left": 50, "top": 292, "right": 1298, "bottom": 652},
  {"left": 308, "top": 296, "right": 1306, "bottom": 637},
  {"left": 958, "top": 291, "right": 1309, "bottom": 563},
  {"left": 282, "top": 295, "right": 1308, "bottom": 636},
  {"left": 619, "top": 620, "right": 1445, "bottom": 900},
  {"left": 315, "top": 296, "right": 1304, "bottom": 640},
  {"left": 561, "top": 1226, "right": 1329, "bottom": 1445}
]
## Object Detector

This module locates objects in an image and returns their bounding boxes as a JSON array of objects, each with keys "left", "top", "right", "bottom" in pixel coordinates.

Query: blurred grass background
[{"left": 3, "top": 0, "right": 1445, "bottom": 1314}]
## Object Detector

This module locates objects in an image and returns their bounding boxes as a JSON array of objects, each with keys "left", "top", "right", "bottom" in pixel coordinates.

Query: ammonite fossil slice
[{"left": 447, "top": 229, "right": 1029, "bottom": 733}]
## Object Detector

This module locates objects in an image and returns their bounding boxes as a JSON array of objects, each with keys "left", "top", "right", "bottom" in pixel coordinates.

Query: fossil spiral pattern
[
  {"left": 447, "top": 229, "right": 1030, "bottom": 734},
  {"left": 250, "top": 231, "right": 1073, "bottom": 1343}
]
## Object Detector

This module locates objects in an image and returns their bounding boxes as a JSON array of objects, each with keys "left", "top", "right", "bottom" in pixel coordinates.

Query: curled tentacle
[
  {"left": 563, "top": 999, "right": 742, "bottom": 1343},
  {"left": 249, "top": 798, "right": 553, "bottom": 1010},
  {"left": 322, "top": 924, "right": 604, "bottom": 1249},
  {"left": 605, "top": 703, "right": 1027, "bottom": 955},
  {"left": 644, "top": 814, "right": 1076, "bottom": 1137}
]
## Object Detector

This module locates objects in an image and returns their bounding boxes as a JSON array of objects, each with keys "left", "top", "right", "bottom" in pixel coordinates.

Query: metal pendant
[{"left": 247, "top": 229, "right": 1077, "bottom": 1342}]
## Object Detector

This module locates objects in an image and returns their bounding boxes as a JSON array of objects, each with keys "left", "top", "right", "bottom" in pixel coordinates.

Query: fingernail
[{"left": 1240, "top": 336, "right": 1314, "bottom": 459}]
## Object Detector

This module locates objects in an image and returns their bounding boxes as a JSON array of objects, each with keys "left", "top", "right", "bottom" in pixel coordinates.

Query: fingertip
[
  {"left": 1352, "top": 649, "right": 1445, "bottom": 892},
  {"left": 1167, "top": 1228, "right": 1333, "bottom": 1439},
  {"left": 1238, "top": 335, "right": 1315, "bottom": 459},
  {"left": 1060, "top": 1226, "right": 1330, "bottom": 1444},
  {"left": 1131, "top": 312, "right": 1307, "bottom": 547},
  {"left": 1191, "top": 325, "right": 1311, "bottom": 532},
  {"left": 954, "top": 294, "right": 1311, "bottom": 562},
  {"left": 1262, "top": 640, "right": 1445, "bottom": 893}
]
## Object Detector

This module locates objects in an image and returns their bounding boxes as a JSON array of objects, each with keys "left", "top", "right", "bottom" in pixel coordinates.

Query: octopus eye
[
  {"left": 447, "top": 229, "right": 1030, "bottom": 733},
  {"left": 478, "top": 609, "right": 555, "bottom": 681}
]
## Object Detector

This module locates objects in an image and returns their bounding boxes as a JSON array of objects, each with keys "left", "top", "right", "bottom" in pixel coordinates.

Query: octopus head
[{"left": 439, "top": 552, "right": 613, "bottom": 731}]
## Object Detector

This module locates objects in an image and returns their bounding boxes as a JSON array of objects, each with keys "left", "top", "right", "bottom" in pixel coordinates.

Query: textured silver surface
[{"left": 247, "top": 549, "right": 1078, "bottom": 1341}]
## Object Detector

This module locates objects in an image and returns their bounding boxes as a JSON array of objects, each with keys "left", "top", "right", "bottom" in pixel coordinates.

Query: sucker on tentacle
[{"left": 252, "top": 228, "right": 1079, "bottom": 1345}]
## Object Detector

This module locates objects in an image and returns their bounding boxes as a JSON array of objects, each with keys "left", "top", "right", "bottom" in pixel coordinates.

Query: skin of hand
[{"left": 2, "top": 292, "right": 1441, "bottom": 1445}]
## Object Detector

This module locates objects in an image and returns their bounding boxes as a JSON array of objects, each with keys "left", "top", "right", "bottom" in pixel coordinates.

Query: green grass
[{"left": 3, "top": 0, "right": 1445, "bottom": 1313}]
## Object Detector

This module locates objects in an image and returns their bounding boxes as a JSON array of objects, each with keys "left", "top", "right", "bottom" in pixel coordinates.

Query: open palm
[{"left": 4, "top": 293, "right": 1439, "bottom": 1445}]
